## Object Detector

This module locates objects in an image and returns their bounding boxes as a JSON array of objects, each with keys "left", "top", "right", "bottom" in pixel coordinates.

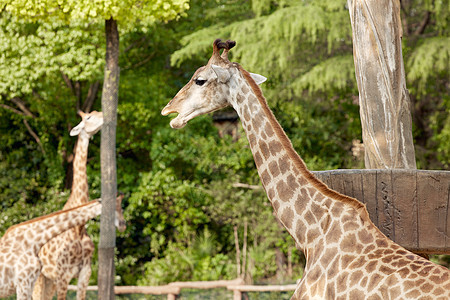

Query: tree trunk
[
  {"left": 348, "top": 0, "right": 416, "bottom": 169},
  {"left": 98, "top": 17, "right": 120, "bottom": 300}
]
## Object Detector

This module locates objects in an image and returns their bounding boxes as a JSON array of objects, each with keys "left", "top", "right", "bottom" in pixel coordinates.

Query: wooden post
[
  {"left": 347, "top": 0, "right": 416, "bottom": 169},
  {"left": 233, "top": 290, "right": 242, "bottom": 300},
  {"left": 98, "top": 17, "right": 120, "bottom": 300},
  {"left": 167, "top": 294, "right": 177, "bottom": 300}
]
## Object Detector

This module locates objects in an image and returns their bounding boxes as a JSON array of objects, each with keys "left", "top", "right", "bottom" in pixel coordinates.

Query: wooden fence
[{"left": 68, "top": 278, "right": 297, "bottom": 299}]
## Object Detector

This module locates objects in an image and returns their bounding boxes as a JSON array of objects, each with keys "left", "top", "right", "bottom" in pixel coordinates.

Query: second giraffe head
[{"left": 70, "top": 110, "right": 104, "bottom": 137}]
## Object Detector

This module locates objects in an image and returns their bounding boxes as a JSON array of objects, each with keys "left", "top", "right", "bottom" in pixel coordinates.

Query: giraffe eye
[{"left": 195, "top": 78, "right": 207, "bottom": 86}]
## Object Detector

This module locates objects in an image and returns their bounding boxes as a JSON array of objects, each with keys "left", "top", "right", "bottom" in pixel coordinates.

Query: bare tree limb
[
  {"left": 123, "top": 35, "right": 147, "bottom": 53},
  {"left": 11, "top": 97, "right": 35, "bottom": 118},
  {"left": 75, "top": 81, "right": 82, "bottom": 111},
  {"left": 23, "top": 119, "right": 45, "bottom": 154},
  {"left": 0, "top": 103, "right": 28, "bottom": 117},
  {"left": 82, "top": 80, "right": 100, "bottom": 113},
  {"left": 400, "top": 0, "right": 410, "bottom": 36},
  {"left": 122, "top": 53, "right": 155, "bottom": 70},
  {"left": 414, "top": 10, "right": 430, "bottom": 35},
  {"left": 61, "top": 71, "right": 74, "bottom": 93}
]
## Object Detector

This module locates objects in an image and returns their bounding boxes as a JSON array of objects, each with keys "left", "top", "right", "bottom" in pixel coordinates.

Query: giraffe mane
[
  {"left": 237, "top": 65, "right": 373, "bottom": 220},
  {"left": 4, "top": 200, "right": 99, "bottom": 236}
]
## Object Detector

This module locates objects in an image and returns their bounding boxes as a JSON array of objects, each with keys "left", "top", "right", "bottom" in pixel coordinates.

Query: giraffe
[
  {"left": 32, "top": 110, "right": 126, "bottom": 300},
  {"left": 0, "top": 198, "right": 124, "bottom": 300},
  {"left": 162, "top": 39, "right": 450, "bottom": 299}
]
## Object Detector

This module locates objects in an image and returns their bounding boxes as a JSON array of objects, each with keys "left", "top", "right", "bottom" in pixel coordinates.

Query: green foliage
[
  {"left": 430, "top": 96, "right": 450, "bottom": 168},
  {"left": 407, "top": 37, "right": 449, "bottom": 93},
  {"left": 3, "top": 0, "right": 190, "bottom": 28},
  {"left": 292, "top": 55, "right": 356, "bottom": 94},
  {"left": 0, "top": 12, "right": 105, "bottom": 99},
  {"left": 171, "top": 2, "right": 352, "bottom": 78},
  {"left": 139, "top": 230, "right": 234, "bottom": 285}
]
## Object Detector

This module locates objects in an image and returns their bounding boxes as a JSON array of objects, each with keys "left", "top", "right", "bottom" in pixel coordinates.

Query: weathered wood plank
[
  {"left": 417, "top": 171, "right": 450, "bottom": 252},
  {"left": 312, "top": 169, "right": 450, "bottom": 254},
  {"left": 360, "top": 170, "right": 378, "bottom": 226},
  {"left": 376, "top": 170, "right": 395, "bottom": 241},
  {"left": 391, "top": 169, "right": 418, "bottom": 250}
]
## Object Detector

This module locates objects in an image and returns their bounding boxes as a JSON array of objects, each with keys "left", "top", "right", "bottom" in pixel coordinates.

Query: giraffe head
[
  {"left": 70, "top": 110, "right": 104, "bottom": 137},
  {"left": 161, "top": 39, "right": 266, "bottom": 128},
  {"left": 115, "top": 193, "right": 127, "bottom": 232}
]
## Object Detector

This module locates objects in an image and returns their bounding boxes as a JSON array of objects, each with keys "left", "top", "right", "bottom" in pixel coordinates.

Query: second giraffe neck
[
  {"left": 66, "top": 133, "right": 90, "bottom": 208},
  {"left": 4, "top": 201, "right": 101, "bottom": 254}
]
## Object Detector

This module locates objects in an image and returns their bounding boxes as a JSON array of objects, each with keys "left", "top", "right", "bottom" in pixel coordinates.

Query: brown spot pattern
[
  {"left": 278, "top": 155, "right": 291, "bottom": 174},
  {"left": 294, "top": 195, "right": 307, "bottom": 214},
  {"left": 259, "top": 140, "right": 270, "bottom": 159},
  {"left": 265, "top": 122, "right": 274, "bottom": 137},
  {"left": 280, "top": 207, "right": 294, "bottom": 228},
  {"left": 306, "top": 228, "right": 320, "bottom": 243},
  {"left": 260, "top": 170, "right": 271, "bottom": 186},
  {"left": 268, "top": 140, "right": 283, "bottom": 156},
  {"left": 367, "top": 274, "right": 382, "bottom": 291},
  {"left": 268, "top": 161, "right": 280, "bottom": 177},
  {"left": 276, "top": 179, "right": 294, "bottom": 202},
  {"left": 254, "top": 151, "right": 263, "bottom": 168},
  {"left": 326, "top": 221, "right": 342, "bottom": 244}
]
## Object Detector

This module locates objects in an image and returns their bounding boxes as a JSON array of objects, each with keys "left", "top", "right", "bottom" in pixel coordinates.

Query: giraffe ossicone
[{"left": 162, "top": 39, "right": 450, "bottom": 299}]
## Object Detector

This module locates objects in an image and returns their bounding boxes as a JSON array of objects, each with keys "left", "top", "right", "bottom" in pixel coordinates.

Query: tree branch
[
  {"left": 123, "top": 35, "right": 147, "bottom": 53},
  {"left": 11, "top": 97, "right": 36, "bottom": 118},
  {"left": 23, "top": 119, "right": 45, "bottom": 154},
  {"left": 82, "top": 80, "right": 100, "bottom": 112},
  {"left": 414, "top": 10, "right": 430, "bottom": 35},
  {"left": 75, "top": 81, "right": 82, "bottom": 111},
  {"left": 61, "top": 71, "right": 74, "bottom": 93},
  {"left": 122, "top": 53, "right": 155, "bottom": 70},
  {"left": 0, "top": 103, "right": 27, "bottom": 117}
]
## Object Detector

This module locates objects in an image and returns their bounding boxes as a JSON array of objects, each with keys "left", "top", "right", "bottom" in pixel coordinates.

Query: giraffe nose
[{"left": 161, "top": 102, "right": 176, "bottom": 116}]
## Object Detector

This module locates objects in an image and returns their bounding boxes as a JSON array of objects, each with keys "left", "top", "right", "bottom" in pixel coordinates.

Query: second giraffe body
[
  {"left": 0, "top": 199, "right": 121, "bottom": 300},
  {"left": 162, "top": 39, "right": 450, "bottom": 299}
]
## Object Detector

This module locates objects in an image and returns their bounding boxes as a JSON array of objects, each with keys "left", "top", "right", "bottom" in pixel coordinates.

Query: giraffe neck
[
  {"left": 229, "top": 67, "right": 370, "bottom": 256},
  {"left": 66, "top": 132, "right": 90, "bottom": 208},
  {"left": 3, "top": 201, "right": 101, "bottom": 255}
]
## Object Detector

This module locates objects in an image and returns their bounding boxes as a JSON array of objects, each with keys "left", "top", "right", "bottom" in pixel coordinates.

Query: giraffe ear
[
  {"left": 211, "top": 64, "right": 231, "bottom": 83},
  {"left": 249, "top": 72, "right": 267, "bottom": 85},
  {"left": 70, "top": 122, "right": 84, "bottom": 136}
]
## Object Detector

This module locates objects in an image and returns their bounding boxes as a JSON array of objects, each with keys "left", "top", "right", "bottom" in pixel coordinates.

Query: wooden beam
[
  {"left": 227, "top": 284, "right": 297, "bottom": 292},
  {"left": 169, "top": 278, "right": 244, "bottom": 289},
  {"left": 68, "top": 285, "right": 181, "bottom": 295}
]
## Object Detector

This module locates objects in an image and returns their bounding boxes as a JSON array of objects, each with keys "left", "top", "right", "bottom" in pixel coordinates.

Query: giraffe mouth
[
  {"left": 162, "top": 102, "right": 227, "bottom": 129},
  {"left": 169, "top": 109, "right": 198, "bottom": 129},
  {"left": 161, "top": 105, "right": 194, "bottom": 129}
]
